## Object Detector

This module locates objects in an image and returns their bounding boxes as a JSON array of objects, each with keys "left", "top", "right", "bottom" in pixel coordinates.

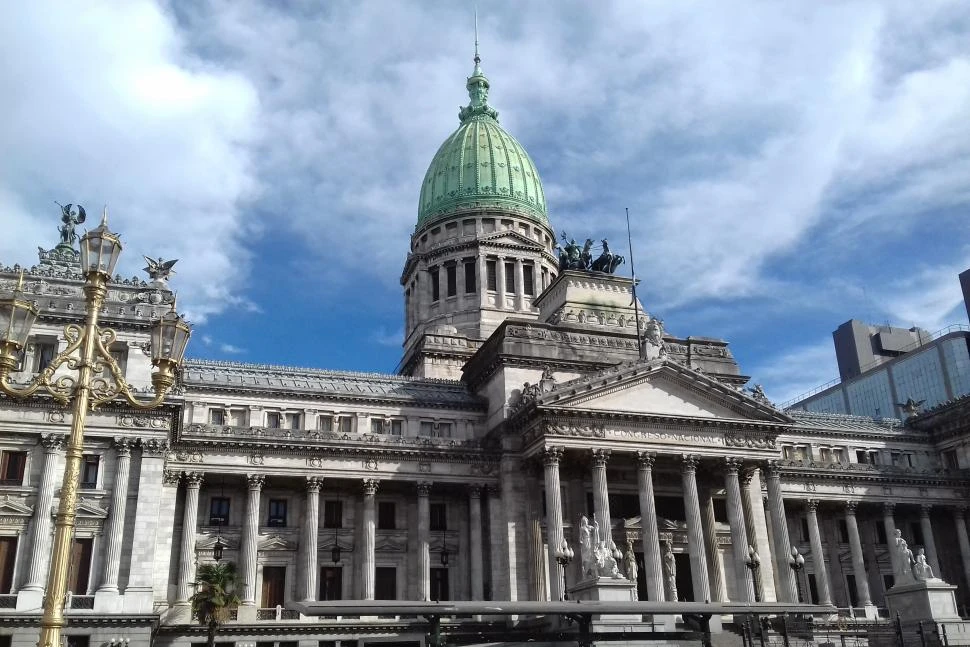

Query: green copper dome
[{"left": 417, "top": 54, "right": 547, "bottom": 228}]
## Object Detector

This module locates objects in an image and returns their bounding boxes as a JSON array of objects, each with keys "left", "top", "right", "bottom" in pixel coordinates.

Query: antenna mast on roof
[
  {"left": 474, "top": 6, "right": 480, "bottom": 66},
  {"left": 626, "top": 207, "right": 643, "bottom": 357}
]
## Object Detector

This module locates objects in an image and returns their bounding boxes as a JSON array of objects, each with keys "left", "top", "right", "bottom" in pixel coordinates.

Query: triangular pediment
[
  {"left": 258, "top": 535, "right": 297, "bottom": 551},
  {"left": 479, "top": 230, "right": 545, "bottom": 250},
  {"left": 76, "top": 498, "right": 109, "bottom": 518},
  {"left": 0, "top": 496, "right": 33, "bottom": 516},
  {"left": 537, "top": 361, "right": 790, "bottom": 423}
]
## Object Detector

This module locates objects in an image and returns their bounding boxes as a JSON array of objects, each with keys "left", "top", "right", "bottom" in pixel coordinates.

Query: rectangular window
[
  {"left": 869, "top": 450, "right": 880, "bottom": 465},
  {"left": 430, "top": 567, "right": 449, "bottom": 601},
  {"left": 464, "top": 261, "right": 476, "bottom": 293},
  {"left": 108, "top": 343, "right": 128, "bottom": 376},
  {"left": 371, "top": 419, "right": 385, "bottom": 434},
  {"left": 0, "top": 536, "right": 17, "bottom": 593},
  {"left": 486, "top": 261, "right": 497, "bottom": 290},
  {"left": 875, "top": 522, "right": 887, "bottom": 544},
  {"left": 209, "top": 408, "right": 226, "bottom": 425},
  {"left": 318, "top": 416, "right": 333, "bottom": 432},
  {"left": 504, "top": 262, "right": 515, "bottom": 293},
  {"left": 832, "top": 448, "right": 845, "bottom": 464},
  {"left": 446, "top": 265, "right": 457, "bottom": 297},
  {"left": 0, "top": 452, "right": 26, "bottom": 485},
  {"left": 66, "top": 637, "right": 89, "bottom": 647},
  {"left": 390, "top": 420, "right": 403, "bottom": 436},
  {"left": 339, "top": 417, "right": 354, "bottom": 434},
  {"left": 67, "top": 538, "right": 94, "bottom": 595},
  {"left": 431, "top": 267, "right": 440, "bottom": 301},
  {"left": 523, "top": 264, "right": 534, "bottom": 295},
  {"left": 33, "top": 339, "right": 57, "bottom": 372},
  {"left": 434, "top": 422, "right": 453, "bottom": 438},
  {"left": 375, "top": 567, "right": 396, "bottom": 600},
  {"left": 320, "top": 566, "right": 342, "bottom": 600},
  {"left": 229, "top": 409, "right": 247, "bottom": 427},
  {"left": 419, "top": 421, "right": 434, "bottom": 436},
  {"left": 943, "top": 450, "right": 959, "bottom": 469},
  {"left": 285, "top": 413, "right": 301, "bottom": 430},
  {"left": 430, "top": 503, "right": 447, "bottom": 531},
  {"left": 838, "top": 519, "right": 849, "bottom": 543},
  {"left": 79, "top": 455, "right": 99, "bottom": 489},
  {"left": 266, "top": 412, "right": 281, "bottom": 429},
  {"left": 800, "top": 517, "right": 810, "bottom": 542},
  {"left": 210, "top": 497, "right": 231, "bottom": 525},
  {"left": 324, "top": 500, "right": 343, "bottom": 528},
  {"left": 378, "top": 501, "right": 396, "bottom": 529},
  {"left": 268, "top": 499, "right": 288, "bottom": 527}
]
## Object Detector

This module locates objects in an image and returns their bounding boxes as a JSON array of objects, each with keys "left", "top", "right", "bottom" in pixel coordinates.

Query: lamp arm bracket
[
  {"left": 0, "top": 323, "right": 85, "bottom": 404},
  {"left": 89, "top": 325, "right": 170, "bottom": 411}
]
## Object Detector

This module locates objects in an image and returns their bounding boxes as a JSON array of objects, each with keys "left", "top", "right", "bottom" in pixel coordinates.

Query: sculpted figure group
[
  {"left": 556, "top": 233, "right": 625, "bottom": 274},
  {"left": 578, "top": 515, "right": 623, "bottom": 580},
  {"left": 893, "top": 528, "right": 936, "bottom": 583}
]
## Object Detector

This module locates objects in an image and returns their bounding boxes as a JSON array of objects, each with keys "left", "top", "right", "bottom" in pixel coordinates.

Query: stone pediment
[
  {"left": 258, "top": 535, "right": 297, "bottom": 551},
  {"left": 535, "top": 361, "right": 790, "bottom": 424},
  {"left": 75, "top": 498, "right": 109, "bottom": 519},
  {"left": 0, "top": 496, "right": 33, "bottom": 516},
  {"left": 196, "top": 535, "right": 239, "bottom": 551},
  {"left": 478, "top": 230, "right": 545, "bottom": 250}
]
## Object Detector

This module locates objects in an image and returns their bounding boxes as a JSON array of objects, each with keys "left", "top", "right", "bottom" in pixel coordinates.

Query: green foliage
[{"left": 190, "top": 561, "right": 241, "bottom": 644}]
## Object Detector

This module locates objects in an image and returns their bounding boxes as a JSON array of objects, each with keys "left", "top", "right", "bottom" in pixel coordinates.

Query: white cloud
[
  {"left": 218, "top": 343, "right": 246, "bottom": 354},
  {"left": 370, "top": 327, "right": 403, "bottom": 348},
  {"left": 749, "top": 339, "right": 841, "bottom": 406}
]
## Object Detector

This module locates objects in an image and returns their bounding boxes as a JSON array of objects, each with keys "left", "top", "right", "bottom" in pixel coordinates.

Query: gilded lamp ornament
[{"left": 0, "top": 207, "right": 191, "bottom": 647}]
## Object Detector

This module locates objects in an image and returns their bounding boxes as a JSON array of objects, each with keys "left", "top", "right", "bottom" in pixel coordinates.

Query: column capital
[
  {"left": 468, "top": 484, "right": 483, "bottom": 499},
  {"left": 845, "top": 501, "right": 859, "bottom": 515},
  {"left": 883, "top": 502, "right": 896, "bottom": 515},
  {"left": 591, "top": 448, "right": 611, "bottom": 467},
  {"left": 247, "top": 474, "right": 265, "bottom": 490},
  {"left": 806, "top": 499, "right": 820, "bottom": 513},
  {"left": 185, "top": 471, "right": 204, "bottom": 488},
  {"left": 724, "top": 457, "right": 743, "bottom": 473},
  {"left": 740, "top": 468, "right": 755, "bottom": 487},
  {"left": 681, "top": 454, "right": 699, "bottom": 473},
  {"left": 163, "top": 469, "right": 182, "bottom": 487},
  {"left": 40, "top": 433, "right": 65, "bottom": 452},
  {"left": 416, "top": 481, "right": 432, "bottom": 497},
  {"left": 140, "top": 438, "right": 170, "bottom": 455},
  {"left": 920, "top": 503, "right": 933, "bottom": 518},
  {"left": 362, "top": 478, "right": 379, "bottom": 496},
  {"left": 541, "top": 446, "right": 564, "bottom": 466},
  {"left": 636, "top": 450, "right": 655, "bottom": 469},
  {"left": 306, "top": 477, "right": 322, "bottom": 493},
  {"left": 112, "top": 436, "right": 133, "bottom": 457},
  {"left": 763, "top": 460, "right": 782, "bottom": 480}
]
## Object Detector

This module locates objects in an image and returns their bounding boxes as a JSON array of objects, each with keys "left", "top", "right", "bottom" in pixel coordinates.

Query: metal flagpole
[{"left": 625, "top": 207, "right": 643, "bottom": 357}]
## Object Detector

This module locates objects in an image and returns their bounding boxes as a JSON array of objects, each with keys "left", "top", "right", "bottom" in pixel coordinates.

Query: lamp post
[
  {"left": 0, "top": 210, "right": 191, "bottom": 647},
  {"left": 745, "top": 545, "right": 762, "bottom": 602},
  {"left": 789, "top": 546, "right": 806, "bottom": 603},
  {"left": 554, "top": 537, "right": 574, "bottom": 601}
]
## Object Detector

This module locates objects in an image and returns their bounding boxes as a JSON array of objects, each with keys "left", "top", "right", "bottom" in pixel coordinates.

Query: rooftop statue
[
  {"left": 591, "top": 239, "right": 625, "bottom": 273},
  {"left": 640, "top": 316, "right": 667, "bottom": 361},
  {"left": 55, "top": 202, "right": 86, "bottom": 249},
  {"left": 143, "top": 256, "right": 179, "bottom": 286},
  {"left": 556, "top": 234, "right": 626, "bottom": 274}
]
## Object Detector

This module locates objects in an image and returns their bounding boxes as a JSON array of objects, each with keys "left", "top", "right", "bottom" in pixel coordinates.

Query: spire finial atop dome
[{"left": 460, "top": 8, "right": 498, "bottom": 123}]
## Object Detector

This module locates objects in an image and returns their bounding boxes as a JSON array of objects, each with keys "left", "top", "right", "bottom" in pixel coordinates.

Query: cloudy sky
[{"left": 2, "top": 0, "right": 969, "bottom": 404}]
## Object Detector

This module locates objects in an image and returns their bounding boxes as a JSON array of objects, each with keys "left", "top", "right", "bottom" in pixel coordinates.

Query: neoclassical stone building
[{"left": 1, "top": 49, "right": 970, "bottom": 647}]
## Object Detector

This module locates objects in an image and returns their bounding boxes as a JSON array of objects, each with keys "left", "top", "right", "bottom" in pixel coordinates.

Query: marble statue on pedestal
[
  {"left": 894, "top": 529, "right": 915, "bottom": 583},
  {"left": 623, "top": 542, "right": 638, "bottom": 600},
  {"left": 662, "top": 539, "right": 678, "bottom": 601},
  {"left": 913, "top": 548, "right": 935, "bottom": 581},
  {"left": 579, "top": 515, "right": 622, "bottom": 580}
]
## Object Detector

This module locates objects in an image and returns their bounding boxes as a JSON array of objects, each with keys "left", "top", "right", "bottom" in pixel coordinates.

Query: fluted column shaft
[
  {"left": 469, "top": 486, "right": 484, "bottom": 600},
  {"left": 919, "top": 505, "right": 941, "bottom": 576},
  {"left": 478, "top": 255, "right": 488, "bottom": 308},
  {"left": 636, "top": 452, "right": 664, "bottom": 601},
  {"left": 496, "top": 258, "right": 507, "bottom": 309},
  {"left": 301, "top": 478, "right": 321, "bottom": 600},
  {"left": 764, "top": 463, "right": 797, "bottom": 602},
  {"left": 681, "top": 455, "right": 711, "bottom": 602},
  {"left": 24, "top": 435, "right": 63, "bottom": 590},
  {"left": 526, "top": 474, "right": 547, "bottom": 601},
  {"left": 514, "top": 259, "right": 525, "bottom": 310},
  {"left": 725, "top": 459, "right": 754, "bottom": 602},
  {"left": 240, "top": 475, "right": 264, "bottom": 606},
  {"left": 542, "top": 448, "right": 565, "bottom": 601},
  {"left": 954, "top": 508, "right": 970, "bottom": 596},
  {"left": 176, "top": 473, "right": 204, "bottom": 603},
  {"left": 361, "top": 479, "right": 378, "bottom": 600},
  {"left": 98, "top": 439, "right": 132, "bottom": 593},
  {"left": 883, "top": 503, "right": 899, "bottom": 576},
  {"left": 844, "top": 502, "right": 872, "bottom": 606},
  {"left": 806, "top": 500, "right": 832, "bottom": 605},
  {"left": 591, "top": 449, "right": 614, "bottom": 550},
  {"left": 417, "top": 483, "right": 431, "bottom": 600},
  {"left": 701, "top": 490, "right": 726, "bottom": 602}
]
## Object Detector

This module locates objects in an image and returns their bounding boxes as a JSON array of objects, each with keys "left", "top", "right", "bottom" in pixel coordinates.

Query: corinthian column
[
  {"left": 764, "top": 461, "right": 797, "bottom": 603},
  {"left": 514, "top": 259, "right": 525, "bottom": 310},
  {"left": 844, "top": 502, "right": 872, "bottom": 607},
  {"left": 590, "top": 449, "right": 614, "bottom": 551},
  {"left": 681, "top": 455, "right": 711, "bottom": 602},
  {"left": 919, "top": 504, "right": 941, "bottom": 576},
  {"left": 954, "top": 508, "right": 970, "bottom": 597},
  {"left": 301, "top": 477, "right": 322, "bottom": 601},
  {"left": 417, "top": 482, "right": 431, "bottom": 600},
  {"left": 240, "top": 475, "right": 264, "bottom": 606},
  {"left": 883, "top": 503, "right": 899, "bottom": 575},
  {"left": 542, "top": 447, "right": 565, "bottom": 601},
  {"left": 636, "top": 452, "right": 664, "bottom": 601},
  {"left": 469, "top": 485, "right": 484, "bottom": 600},
  {"left": 23, "top": 435, "right": 64, "bottom": 592},
  {"left": 176, "top": 472, "right": 204, "bottom": 603},
  {"left": 724, "top": 458, "right": 754, "bottom": 602},
  {"left": 806, "top": 500, "right": 832, "bottom": 605},
  {"left": 361, "top": 479, "right": 379, "bottom": 600},
  {"left": 98, "top": 439, "right": 133, "bottom": 594}
]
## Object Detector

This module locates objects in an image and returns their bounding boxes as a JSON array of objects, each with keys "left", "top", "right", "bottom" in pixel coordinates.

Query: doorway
[
  {"left": 675, "top": 553, "right": 694, "bottom": 601},
  {"left": 261, "top": 566, "right": 286, "bottom": 607}
]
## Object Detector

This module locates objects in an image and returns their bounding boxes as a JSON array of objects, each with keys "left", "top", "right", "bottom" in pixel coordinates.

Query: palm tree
[{"left": 190, "top": 562, "right": 241, "bottom": 647}]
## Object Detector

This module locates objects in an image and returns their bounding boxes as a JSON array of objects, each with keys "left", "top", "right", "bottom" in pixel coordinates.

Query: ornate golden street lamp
[{"left": 0, "top": 210, "right": 191, "bottom": 647}]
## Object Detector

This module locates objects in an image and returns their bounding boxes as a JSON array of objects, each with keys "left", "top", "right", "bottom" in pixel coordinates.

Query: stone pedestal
[
  {"left": 568, "top": 576, "right": 638, "bottom": 623},
  {"left": 534, "top": 270, "right": 644, "bottom": 330},
  {"left": 886, "top": 578, "right": 961, "bottom": 622}
]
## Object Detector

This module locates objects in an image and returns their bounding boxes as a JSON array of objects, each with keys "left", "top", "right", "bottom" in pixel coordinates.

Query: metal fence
[{"left": 735, "top": 612, "right": 958, "bottom": 647}]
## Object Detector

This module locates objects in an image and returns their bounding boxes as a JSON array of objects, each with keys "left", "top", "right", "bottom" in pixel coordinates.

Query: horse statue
[
  {"left": 557, "top": 234, "right": 595, "bottom": 271},
  {"left": 591, "top": 239, "right": 625, "bottom": 274}
]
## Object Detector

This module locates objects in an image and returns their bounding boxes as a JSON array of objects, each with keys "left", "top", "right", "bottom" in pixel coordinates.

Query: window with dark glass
[
  {"left": 285, "top": 413, "right": 301, "bottom": 430},
  {"left": 33, "top": 339, "right": 56, "bottom": 372},
  {"left": 943, "top": 450, "right": 959, "bottom": 469},
  {"left": 419, "top": 421, "right": 433, "bottom": 436},
  {"left": 837, "top": 519, "right": 849, "bottom": 543},
  {"left": 464, "top": 261, "right": 476, "bottom": 293},
  {"left": 79, "top": 455, "right": 99, "bottom": 489},
  {"left": 523, "top": 264, "right": 534, "bottom": 295},
  {"left": 66, "top": 637, "right": 89, "bottom": 647},
  {"left": 67, "top": 537, "right": 93, "bottom": 594},
  {"left": 430, "top": 567, "right": 449, "bottom": 601},
  {"left": 446, "top": 265, "right": 456, "bottom": 297},
  {"left": 324, "top": 500, "right": 343, "bottom": 528},
  {"left": 0, "top": 452, "right": 26, "bottom": 485},
  {"left": 371, "top": 419, "right": 385, "bottom": 434},
  {"left": 320, "top": 566, "right": 342, "bottom": 600},
  {"left": 210, "top": 497, "right": 230, "bottom": 525},
  {"left": 375, "top": 567, "right": 396, "bottom": 600},
  {"left": 266, "top": 412, "right": 281, "bottom": 429},
  {"left": 378, "top": 501, "right": 396, "bottom": 529},
  {"left": 504, "top": 262, "right": 515, "bottom": 293},
  {"left": 390, "top": 420, "right": 403, "bottom": 436},
  {"left": 875, "top": 521, "right": 887, "bottom": 544},
  {"left": 209, "top": 408, "right": 225, "bottom": 425},
  {"left": 430, "top": 267, "right": 440, "bottom": 301},
  {"left": 0, "top": 537, "right": 17, "bottom": 594},
  {"left": 430, "top": 503, "right": 447, "bottom": 531},
  {"left": 268, "top": 499, "right": 287, "bottom": 527},
  {"left": 486, "top": 261, "right": 497, "bottom": 290},
  {"left": 338, "top": 416, "right": 354, "bottom": 433}
]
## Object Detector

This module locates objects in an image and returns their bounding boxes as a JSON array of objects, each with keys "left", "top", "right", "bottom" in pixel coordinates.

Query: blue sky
[{"left": 2, "top": 1, "right": 969, "bottom": 404}]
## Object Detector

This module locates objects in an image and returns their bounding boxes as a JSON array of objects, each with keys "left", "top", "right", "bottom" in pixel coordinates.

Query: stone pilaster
[
  {"left": 636, "top": 452, "right": 664, "bottom": 601},
  {"left": 417, "top": 482, "right": 431, "bottom": 601},
  {"left": 701, "top": 489, "right": 726, "bottom": 602},
  {"left": 98, "top": 438, "right": 133, "bottom": 595},
  {"left": 806, "top": 499, "right": 832, "bottom": 605},
  {"left": 122, "top": 438, "right": 168, "bottom": 612},
  {"left": 361, "top": 479, "right": 378, "bottom": 600},
  {"left": 23, "top": 434, "right": 63, "bottom": 591},
  {"left": 681, "top": 455, "right": 711, "bottom": 602},
  {"left": 742, "top": 468, "right": 776, "bottom": 601},
  {"left": 724, "top": 458, "right": 754, "bottom": 602},
  {"left": 478, "top": 254, "right": 488, "bottom": 308},
  {"left": 301, "top": 477, "right": 322, "bottom": 601},
  {"left": 954, "top": 508, "right": 970, "bottom": 598},
  {"left": 844, "top": 502, "right": 873, "bottom": 607},
  {"left": 496, "top": 257, "right": 506, "bottom": 309},
  {"left": 240, "top": 474, "right": 264, "bottom": 607},
  {"left": 883, "top": 503, "right": 899, "bottom": 575},
  {"left": 176, "top": 472, "right": 204, "bottom": 603},
  {"left": 764, "top": 461, "right": 797, "bottom": 603},
  {"left": 542, "top": 447, "right": 565, "bottom": 601},
  {"left": 590, "top": 449, "right": 614, "bottom": 551},
  {"left": 919, "top": 504, "right": 941, "bottom": 576},
  {"left": 469, "top": 485, "right": 484, "bottom": 600}
]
